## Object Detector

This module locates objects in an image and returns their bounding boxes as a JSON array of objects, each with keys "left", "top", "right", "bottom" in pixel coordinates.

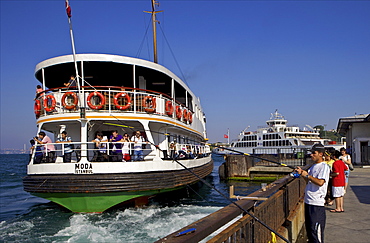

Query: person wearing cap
[{"left": 295, "top": 143, "right": 330, "bottom": 243}]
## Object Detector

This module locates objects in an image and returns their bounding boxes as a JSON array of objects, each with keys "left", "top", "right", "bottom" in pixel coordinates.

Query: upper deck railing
[{"left": 34, "top": 86, "right": 194, "bottom": 125}]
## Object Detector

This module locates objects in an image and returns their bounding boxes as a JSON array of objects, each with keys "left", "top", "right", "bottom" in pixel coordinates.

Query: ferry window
[
  {"left": 136, "top": 66, "right": 172, "bottom": 96},
  {"left": 174, "top": 82, "right": 187, "bottom": 106}
]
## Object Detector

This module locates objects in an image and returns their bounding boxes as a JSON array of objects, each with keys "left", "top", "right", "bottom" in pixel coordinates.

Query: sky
[{"left": 1, "top": 0, "right": 370, "bottom": 150}]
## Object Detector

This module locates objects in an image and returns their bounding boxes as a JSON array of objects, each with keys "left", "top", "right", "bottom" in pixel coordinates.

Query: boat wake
[{"left": 0, "top": 205, "right": 221, "bottom": 242}]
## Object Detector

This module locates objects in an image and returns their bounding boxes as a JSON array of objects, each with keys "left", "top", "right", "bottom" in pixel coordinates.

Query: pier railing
[{"left": 156, "top": 167, "right": 309, "bottom": 243}]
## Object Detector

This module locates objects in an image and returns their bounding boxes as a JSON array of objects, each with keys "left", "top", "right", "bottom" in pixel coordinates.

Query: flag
[
  {"left": 65, "top": 0, "right": 72, "bottom": 18},
  {"left": 224, "top": 134, "right": 229, "bottom": 138}
]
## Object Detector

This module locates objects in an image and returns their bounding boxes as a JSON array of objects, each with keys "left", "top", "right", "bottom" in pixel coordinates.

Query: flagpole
[
  {"left": 65, "top": 0, "right": 88, "bottom": 162},
  {"left": 227, "top": 128, "right": 230, "bottom": 145},
  {"left": 68, "top": 18, "right": 81, "bottom": 92},
  {"left": 66, "top": 3, "right": 82, "bottom": 108}
]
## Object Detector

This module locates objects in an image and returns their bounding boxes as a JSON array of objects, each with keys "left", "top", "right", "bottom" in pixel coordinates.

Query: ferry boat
[
  {"left": 216, "top": 110, "right": 326, "bottom": 156},
  {"left": 23, "top": 1, "right": 212, "bottom": 213}
]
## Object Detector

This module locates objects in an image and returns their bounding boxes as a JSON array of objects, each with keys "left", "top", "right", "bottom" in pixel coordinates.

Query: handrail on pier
[{"left": 156, "top": 165, "right": 310, "bottom": 243}]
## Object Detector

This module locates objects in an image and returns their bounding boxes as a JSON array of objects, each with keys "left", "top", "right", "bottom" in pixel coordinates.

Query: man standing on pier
[{"left": 295, "top": 144, "right": 330, "bottom": 243}]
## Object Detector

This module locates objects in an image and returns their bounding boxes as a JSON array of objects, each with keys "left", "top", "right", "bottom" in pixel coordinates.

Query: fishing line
[
  {"left": 185, "top": 184, "right": 211, "bottom": 207},
  {"left": 211, "top": 145, "right": 296, "bottom": 170},
  {"left": 105, "top": 114, "right": 291, "bottom": 241},
  {"left": 105, "top": 115, "right": 294, "bottom": 170},
  {"left": 172, "top": 158, "right": 290, "bottom": 243}
]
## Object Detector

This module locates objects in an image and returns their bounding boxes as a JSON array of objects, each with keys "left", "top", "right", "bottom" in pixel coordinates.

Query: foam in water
[{"left": 51, "top": 205, "right": 221, "bottom": 242}]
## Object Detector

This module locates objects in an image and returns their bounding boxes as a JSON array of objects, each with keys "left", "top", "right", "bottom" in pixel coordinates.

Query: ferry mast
[{"left": 144, "top": 0, "right": 163, "bottom": 63}]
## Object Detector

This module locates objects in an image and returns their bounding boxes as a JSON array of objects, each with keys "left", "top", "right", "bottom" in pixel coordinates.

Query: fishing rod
[
  {"left": 172, "top": 157, "right": 290, "bottom": 243},
  {"left": 211, "top": 144, "right": 296, "bottom": 169},
  {"left": 104, "top": 117, "right": 296, "bottom": 171},
  {"left": 105, "top": 116, "right": 290, "bottom": 242}
]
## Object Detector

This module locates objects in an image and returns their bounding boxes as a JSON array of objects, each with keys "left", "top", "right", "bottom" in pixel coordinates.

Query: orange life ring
[
  {"left": 34, "top": 99, "right": 41, "bottom": 117},
  {"left": 175, "top": 106, "right": 182, "bottom": 120},
  {"left": 183, "top": 109, "right": 188, "bottom": 122},
  {"left": 188, "top": 112, "right": 193, "bottom": 124},
  {"left": 87, "top": 92, "right": 105, "bottom": 110},
  {"left": 142, "top": 96, "right": 156, "bottom": 113},
  {"left": 43, "top": 95, "right": 56, "bottom": 112},
  {"left": 114, "top": 92, "right": 131, "bottom": 110},
  {"left": 62, "top": 92, "right": 78, "bottom": 110},
  {"left": 165, "top": 101, "right": 174, "bottom": 116}
]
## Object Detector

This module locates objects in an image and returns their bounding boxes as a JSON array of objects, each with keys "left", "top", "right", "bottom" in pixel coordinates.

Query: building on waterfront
[{"left": 337, "top": 114, "right": 370, "bottom": 165}]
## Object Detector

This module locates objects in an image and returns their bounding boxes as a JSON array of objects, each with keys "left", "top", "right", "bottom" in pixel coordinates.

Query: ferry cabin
[{"left": 32, "top": 53, "right": 210, "bottom": 163}]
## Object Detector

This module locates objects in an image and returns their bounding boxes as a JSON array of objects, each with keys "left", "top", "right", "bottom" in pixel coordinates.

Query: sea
[{"left": 0, "top": 154, "right": 261, "bottom": 242}]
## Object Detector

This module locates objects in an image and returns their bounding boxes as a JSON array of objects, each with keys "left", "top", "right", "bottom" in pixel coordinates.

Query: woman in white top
[
  {"left": 339, "top": 147, "right": 352, "bottom": 193},
  {"left": 121, "top": 133, "right": 131, "bottom": 162}
]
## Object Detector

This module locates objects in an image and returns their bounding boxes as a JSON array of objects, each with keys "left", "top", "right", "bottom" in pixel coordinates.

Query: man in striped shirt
[{"left": 56, "top": 131, "right": 73, "bottom": 162}]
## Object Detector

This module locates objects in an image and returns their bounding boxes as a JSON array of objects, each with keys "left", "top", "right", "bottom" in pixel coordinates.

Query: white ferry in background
[
  {"left": 218, "top": 110, "right": 332, "bottom": 156},
  {"left": 23, "top": 1, "right": 212, "bottom": 213}
]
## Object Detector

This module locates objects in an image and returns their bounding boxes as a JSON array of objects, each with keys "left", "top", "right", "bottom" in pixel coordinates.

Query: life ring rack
[
  {"left": 62, "top": 92, "right": 78, "bottom": 110},
  {"left": 114, "top": 92, "right": 131, "bottom": 110},
  {"left": 43, "top": 94, "right": 56, "bottom": 112},
  {"left": 165, "top": 100, "right": 174, "bottom": 116},
  {"left": 175, "top": 106, "right": 182, "bottom": 120},
  {"left": 183, "top": 109, "right": 188, "bottom": 122},
  {"left": 34, "top": 99, "right": 42, "bottom": 117},
  {"left": 87, "top": 91, "right": 105, "bottom": 110},
  {"left": 188, "top": 112, "right": 193, "bottom": 124},
  {"left": 142, "top": 96, "right": 156, "bottom": 113}
]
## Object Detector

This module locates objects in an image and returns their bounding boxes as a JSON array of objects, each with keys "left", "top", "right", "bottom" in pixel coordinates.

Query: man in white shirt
[
  {"left": 295, "top": 143, "right": 330, "bottom": 243},
  {"left": 92, "top": 132, "right": 108, "bottom": 161}
]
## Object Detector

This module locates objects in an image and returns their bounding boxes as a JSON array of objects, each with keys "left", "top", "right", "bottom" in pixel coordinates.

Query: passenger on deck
[
  {"left": 35, "top": 131, "right": 56, "bottom": 163},
  {"left": 30, "top": 138, "right": 43, "bottom": 164},
  {"left": 64, "top": 75, "right": 76, "bottom": 88},
  {"left": 177, "top": 145, "right": 187, "bottom": 159},
  {"left": 131, "top": 131, "right": 146, "bottom": 161},
  {"left": 186, "top": 145, "right": 195, "bottom": 159},
  {"left": 56, "top": 131, "right": 73, "bottom": 162},
  {"left": 92, "top": 132, "right": 108, "bottom": 162},
  {"left": 34, "top": 85, "right": 44, "bottom": 100},
  {"left": 109, "top": 130, "right": 123, "bottom": 162},
  {"left": 121, "top": 133, "right": 131, "bottom": 162},
  {"left": 169, "top": 141, "right": 177, "bottom": 159}
]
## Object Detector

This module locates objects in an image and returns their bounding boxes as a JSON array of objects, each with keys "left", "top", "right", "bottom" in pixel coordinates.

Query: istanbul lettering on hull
[{"left": 75, "top": 163, "right": 93, "bottom": 174}]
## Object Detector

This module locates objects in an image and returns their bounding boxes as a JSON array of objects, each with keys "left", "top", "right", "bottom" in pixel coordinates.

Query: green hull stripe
[{"left": 32, "top": 188, "right": 178, "bottom": 213}]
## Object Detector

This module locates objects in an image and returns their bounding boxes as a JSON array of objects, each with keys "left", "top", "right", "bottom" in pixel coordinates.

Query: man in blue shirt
[{"left": 109, "top": 130, "right": 123, "bottom": 162}]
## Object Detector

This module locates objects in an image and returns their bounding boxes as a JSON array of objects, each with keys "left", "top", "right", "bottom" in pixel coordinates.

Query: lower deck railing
[{"left": 30, "top": 142, "right": 211, "bottom": 164}]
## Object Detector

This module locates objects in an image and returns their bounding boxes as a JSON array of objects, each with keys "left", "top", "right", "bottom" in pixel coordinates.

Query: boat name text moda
[{"left": 75, "top": 163, "right": 93, "bottom": 174}]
